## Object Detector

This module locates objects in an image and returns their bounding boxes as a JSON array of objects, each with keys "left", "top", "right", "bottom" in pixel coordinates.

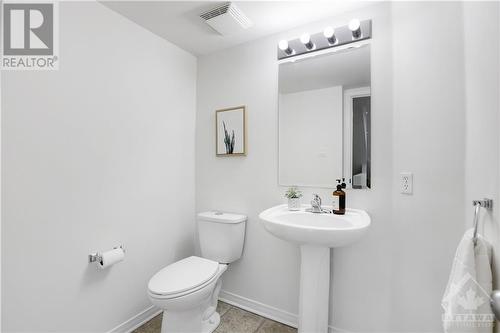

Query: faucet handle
[{"left": 312, "top": 193, "right": 321, "bottom": 205}]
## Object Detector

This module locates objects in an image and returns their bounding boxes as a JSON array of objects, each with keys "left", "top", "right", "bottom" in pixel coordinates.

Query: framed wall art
[{"left": 216, "top": 106, "right": 246, "bottom": 156}]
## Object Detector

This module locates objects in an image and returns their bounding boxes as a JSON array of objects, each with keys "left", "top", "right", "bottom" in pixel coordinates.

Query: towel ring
[{"left": 472, "top": 198, "right": 492, "bottom": 246}]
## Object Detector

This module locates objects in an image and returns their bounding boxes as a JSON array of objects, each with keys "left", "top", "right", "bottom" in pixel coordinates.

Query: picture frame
[{"left": 216, "top": 106, "right": 246, "bottom": 156}]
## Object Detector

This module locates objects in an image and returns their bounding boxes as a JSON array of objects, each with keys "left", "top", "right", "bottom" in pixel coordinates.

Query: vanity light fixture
[
  {"left": 278, "top": 40, "right": 294, "bottom": 55},
  {"left": 300, "top": 33, "right": 315, "bottom": 50},
  {"left": 349, "top": 19, "right": 361, "bottom": 39},
  {"left": 277, "top": 19, "right": 371, "bottom": 60},
  {"left": 323, "top": 26, "right": 336, "bottom": 45}
]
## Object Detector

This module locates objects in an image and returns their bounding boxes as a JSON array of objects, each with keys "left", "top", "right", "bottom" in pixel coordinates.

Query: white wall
[
  {"left": 390, "top": 2, "right": 467, "bottom": 330},
  {"left": 0, "top": 47, "right": 3, "bottom": 333},
  {"left": 462, "top": 1, "right": 500, "bottom": 324},
  {"left": 1, "top": 2, "right": 197, "bottom": 332},
  {"left": 197, "top": 2, "right": 471, "bottom": 332},
  {"left": 279, "top": 86, "right": 343, "bottom": 187}
]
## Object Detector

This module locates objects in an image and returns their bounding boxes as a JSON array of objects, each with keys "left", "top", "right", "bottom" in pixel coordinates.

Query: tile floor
[{"left": 133, "top": 301, "right": 297, "bottom": 333}]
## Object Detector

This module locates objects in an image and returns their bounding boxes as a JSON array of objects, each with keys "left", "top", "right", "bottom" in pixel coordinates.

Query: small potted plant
[{"left": 285, "top": 187, "right": 302, "bottom": 211}]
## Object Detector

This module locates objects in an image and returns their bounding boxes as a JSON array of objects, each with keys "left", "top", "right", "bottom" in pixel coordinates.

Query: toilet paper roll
[{"left": 99, "top": 247, "right": 124, "bottom": 269}]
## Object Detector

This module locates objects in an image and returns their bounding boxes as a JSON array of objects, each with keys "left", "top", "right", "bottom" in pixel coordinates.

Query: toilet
[{"left": 148, "top": 211, "right": 247, "bottom": 333}]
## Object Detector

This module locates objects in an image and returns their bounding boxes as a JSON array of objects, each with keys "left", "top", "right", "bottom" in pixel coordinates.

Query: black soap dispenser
[{"left": 332, "top": 179, "right": 346, "bottom": 215}]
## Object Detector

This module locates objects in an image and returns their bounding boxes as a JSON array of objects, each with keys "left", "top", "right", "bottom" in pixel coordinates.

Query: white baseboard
[
  {"left": 107, "top": 291, "right": 350, "bottom": 333},
  {"left": 107, "top": 305, "right": 162, "bottom": 333},
  {"left": 219, "top": 290, "right": 350, "bottom": 333},
  {"left": 219, "top": 289, "right": 299, "bottom": 328}
]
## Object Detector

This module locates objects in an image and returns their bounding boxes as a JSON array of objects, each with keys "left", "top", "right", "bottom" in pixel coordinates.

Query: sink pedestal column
[{"left": 298, "top": 245, "right": 330, "bottom": 333}]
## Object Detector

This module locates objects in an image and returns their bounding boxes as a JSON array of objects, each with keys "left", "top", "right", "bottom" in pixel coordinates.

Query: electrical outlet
[{"left": 400, "top": 172, "right": 413, "bottom": 194}]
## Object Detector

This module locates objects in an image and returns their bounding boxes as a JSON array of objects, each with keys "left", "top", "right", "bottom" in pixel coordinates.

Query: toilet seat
[{"left": 148, "top": 256, "right": 219, "bottom": 299}]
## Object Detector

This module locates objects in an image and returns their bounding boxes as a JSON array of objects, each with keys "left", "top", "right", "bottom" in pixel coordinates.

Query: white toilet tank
[{"left": 197, "top": 211, "right": 246, "bottom": 264}]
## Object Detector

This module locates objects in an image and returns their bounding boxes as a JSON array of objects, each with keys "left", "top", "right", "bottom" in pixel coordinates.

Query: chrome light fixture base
[{"left": 277, "top": 19, "right": 372, "bottom": 60}]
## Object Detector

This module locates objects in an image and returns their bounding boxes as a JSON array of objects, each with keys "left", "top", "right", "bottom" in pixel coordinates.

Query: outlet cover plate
[{"left": 400, "top": 172, "right": 413, "bottom": 194}]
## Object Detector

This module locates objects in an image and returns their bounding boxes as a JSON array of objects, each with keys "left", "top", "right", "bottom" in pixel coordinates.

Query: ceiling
[
  {"left": 279, "top": 44, "right": 370, "bottom": 93},
  {"left": 101, "top": 1, "right": 372, "bottom": 55}
]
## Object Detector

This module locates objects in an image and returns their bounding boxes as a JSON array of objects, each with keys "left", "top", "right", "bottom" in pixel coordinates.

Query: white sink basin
[
  {"left": 259, "top": 204, "right": 370, "bottom": 333},
  {"left": 259, "top": 204, "right": 370, "bottom": 248}
]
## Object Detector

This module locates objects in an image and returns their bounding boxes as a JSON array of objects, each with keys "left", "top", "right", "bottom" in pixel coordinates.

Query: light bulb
[
  {"left": 349, "top": 19, "right": 361, "bottom": 38},
  {"left": 300, "top": 33, "right": 310, "bottom": 44},
  {"left": 278, "top": 39, "right": 293, "bottom": 56},
  {"left": 323, "top": 26, "right": 336, "bottom": 44},
  {"left": 348, "top": 19, "right": 360, "bottom": 31},
  {"left": 278, "top": 40, "right": 288, "bottom": 51},
  {"left": 300, "top": 33, "right": 314, "bottom": 50},
  {"left": 323, "top": 27, "right": 334, "bottom": 38}
]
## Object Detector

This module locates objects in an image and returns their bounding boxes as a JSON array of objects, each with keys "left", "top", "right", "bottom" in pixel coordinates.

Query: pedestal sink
[{"left": 259, "top": 204, "right": 370, "bottom": 333}]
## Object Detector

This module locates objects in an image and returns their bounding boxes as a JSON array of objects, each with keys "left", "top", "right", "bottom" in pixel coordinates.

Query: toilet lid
[{"left": 148, "top": 256, "right": 219, "bottom": 296}]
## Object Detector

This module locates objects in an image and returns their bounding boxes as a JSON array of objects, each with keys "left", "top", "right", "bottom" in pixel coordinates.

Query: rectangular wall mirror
[{"left": 278, "top": 44, "right": 371, "bottom": 189}]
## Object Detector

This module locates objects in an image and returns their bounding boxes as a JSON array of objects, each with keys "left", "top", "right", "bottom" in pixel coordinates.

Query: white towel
[{"left": 442, "top": 229, "right": 493, "bottom": 333}]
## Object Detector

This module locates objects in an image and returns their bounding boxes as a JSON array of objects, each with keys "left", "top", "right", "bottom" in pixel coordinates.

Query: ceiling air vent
[{"left": 200, "top": 2, "right": 253, "bottom": 36}]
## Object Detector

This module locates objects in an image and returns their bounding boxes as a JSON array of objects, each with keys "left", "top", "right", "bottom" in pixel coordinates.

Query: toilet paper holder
[{"left": 88, "top": 245, "right": 125, "bottom": 263}]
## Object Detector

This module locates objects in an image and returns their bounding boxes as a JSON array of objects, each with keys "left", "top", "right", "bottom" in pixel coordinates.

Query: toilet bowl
[
  {"left": 148, "top": 256, "right": 227, "bottom": 333},
  {"left": 148, "top": 211, "right": 246, "bottom": 333}
]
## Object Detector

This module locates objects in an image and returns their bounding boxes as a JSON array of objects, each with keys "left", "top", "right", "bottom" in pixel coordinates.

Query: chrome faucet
[{"left": 310, "top": 194, "right": 323, "bottom": 213}]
